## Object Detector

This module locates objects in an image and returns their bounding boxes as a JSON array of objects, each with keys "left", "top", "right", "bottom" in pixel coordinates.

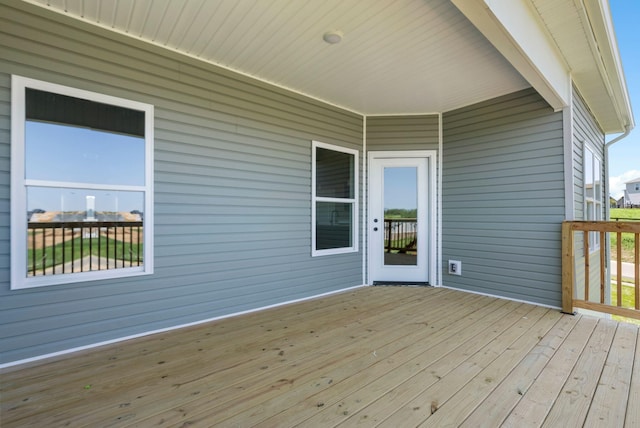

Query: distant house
[
  {"left": 0, "top": 0, "right": 635, "bottom": 366},
  {"left": 610, "top": 196, "right": 618, "bottom": 208},
  {"left": 623, "top": 177, "right": 640, "bottom": 208}
]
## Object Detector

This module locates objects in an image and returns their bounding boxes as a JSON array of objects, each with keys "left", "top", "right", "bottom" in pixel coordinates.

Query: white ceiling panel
[{"left": 28, "top": 0, "right": 530, "bottom": 115}]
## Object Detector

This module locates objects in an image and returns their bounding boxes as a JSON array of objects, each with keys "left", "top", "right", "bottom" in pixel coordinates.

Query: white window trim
[
  {"left": 311, "top": 141, "right": 359, "bottom": 257},
  {"left": 10, "top": 75, "right": 154, "bottom": 289},
  {"left": 583, "top": 143, "right": 602, "bottom": 252}
]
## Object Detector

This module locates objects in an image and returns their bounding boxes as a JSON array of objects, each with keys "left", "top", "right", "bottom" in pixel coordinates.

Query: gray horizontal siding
[
  {"left": 572, "top": 86, "right": 605, "bottom": 220},
  {"left": 367, "top": 115, "right": 440, "bottom": 151},
  {"left": 0, "top": 1, "right": 363, "bottom": 364},
  {"left": 442, "top": 88, "right": 565, "bottom": 307}
]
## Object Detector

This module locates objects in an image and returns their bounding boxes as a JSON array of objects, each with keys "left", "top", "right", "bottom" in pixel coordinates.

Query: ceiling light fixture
[{"left": 323, "top": 31, "right": 343, "bottom": 45}]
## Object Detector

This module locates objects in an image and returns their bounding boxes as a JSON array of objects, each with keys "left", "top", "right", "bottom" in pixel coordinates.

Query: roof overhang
[{"left": 454, "top": 0, "right": 634, "bottom": 134}]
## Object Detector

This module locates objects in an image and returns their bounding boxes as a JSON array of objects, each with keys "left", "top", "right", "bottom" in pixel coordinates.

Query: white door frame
[{"left": 367, "top": 150, "right": 437, "bottom": 285}]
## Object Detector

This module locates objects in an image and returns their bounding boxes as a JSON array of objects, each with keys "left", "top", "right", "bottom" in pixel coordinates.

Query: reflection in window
[
  {"left": 26, "top": 121, "right": 145, "bottom": 186},
  {"left": 312, "top": 142, "right": 358, "bottom": 256},
  {"left": 384, "top": 167, "right": 418, "bottom": 266},
  {"left": 315, "top": 202, "right": 353, "bottom": 250},
  {"left": 584, "top": 145, "right": 602, "bottom": 251},
  {"left": 11, "top": 76, "right": 153, "bottom": 288},
  {"left": 315, "top": 148, "right": 354, "bottom": 199}
]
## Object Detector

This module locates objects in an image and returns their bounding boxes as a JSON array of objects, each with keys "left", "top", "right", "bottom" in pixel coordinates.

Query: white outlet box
[{"left": 448, "top": 260, "right": 462, "bottom": 275}]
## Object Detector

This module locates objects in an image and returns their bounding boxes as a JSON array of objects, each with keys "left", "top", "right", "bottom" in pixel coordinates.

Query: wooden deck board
[
  {"left": 459, "top": 313, "right": 580, "bottom": 427},
  {"left": 419, "top": 308, "right": 564, "bottom": 427},
  {"left": 584, "top": 322, "right": 637, "bottom": 427},
  {"left": 195, "top": 290, "right": 487, "bottom": 427},
  {"left": 136, "top": 288, "right": 470, "bottom": 427},
  {"left": 377, "top": 305, "right": 551, "bottom": 427},
  {"left": 541, "top": 318, "right": 618, "bottom": 427},
  {"left": 285, "top": 297, "right": 516, "bottom": 427},
  {"left": 500, "top": 315, "right": 599, "bottom": 428},
  {"left": 1, "top": 286, "right": 638, "bottom": 428},
  {"left": 625, "top": 325, "right": 640, "bottom": 427}
]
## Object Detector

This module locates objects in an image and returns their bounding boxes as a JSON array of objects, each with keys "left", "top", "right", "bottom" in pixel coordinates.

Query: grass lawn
[
  {"left": 609, "top": 208, "right": 638, "bottom": 263},
  {"left": 28, "top": 236, "right": 143, "bottom": 272},
  {"left": 611, "top": 279, "right": 640, "bottom": 325}
]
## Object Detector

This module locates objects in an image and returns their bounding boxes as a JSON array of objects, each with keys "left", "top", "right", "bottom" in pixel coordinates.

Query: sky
[
  {"left": 608, "top": 0, "right": 640, "bottom": 199},
  {"left": 26, "top": 121, "right": 145, "bottom": 213}
]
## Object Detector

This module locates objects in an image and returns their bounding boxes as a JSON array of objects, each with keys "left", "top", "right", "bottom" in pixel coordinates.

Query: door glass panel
[{"left": 384, "top": 167, "right": 417, "bottom": 266}]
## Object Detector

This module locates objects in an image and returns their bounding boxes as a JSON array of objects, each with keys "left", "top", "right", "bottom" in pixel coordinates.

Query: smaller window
[
  {"left": 312, "top": 141, "right": 359, "bottom": 256},
  {"left": 583, "top": 145, "right": 602, "bottom": 251}
]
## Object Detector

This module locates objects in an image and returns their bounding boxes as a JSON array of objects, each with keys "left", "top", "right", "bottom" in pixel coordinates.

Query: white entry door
[{"left": 369, "top": 154, "right": 430, "bottom": 284}]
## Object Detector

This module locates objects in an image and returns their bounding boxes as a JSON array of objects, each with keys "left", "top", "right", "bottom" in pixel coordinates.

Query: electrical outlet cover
[{"left": 448, "top": 260, "right": 461, "bottom": 275}]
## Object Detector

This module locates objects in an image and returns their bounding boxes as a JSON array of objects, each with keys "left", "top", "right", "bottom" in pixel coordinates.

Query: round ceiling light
[{"left": 323, "top": 31, "right": 343, "bottom": 44}]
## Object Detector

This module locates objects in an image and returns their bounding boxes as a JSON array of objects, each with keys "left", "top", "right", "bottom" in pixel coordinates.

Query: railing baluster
[
  {"left": 600, "top": 231, "right": 605, "bottom": 304},
  {"left": 617, "top": 232, "right": 622, "bottom": 307},
  {"left": 636, "top": 233, "right": 639, "bottom": 310},
  {"left": 98, "top": 225, "right": 101, "bottom": 271},
  {"left": 584, "top": 231, "right": 590, "bottom": 302},
  {"left": 42, "top": 228, "right": 46, "bottom": 276},
  {"left": 62, "top": 225, "right": 65, "bottom": 274},
  {"left": 137, "top": 226, "right": 141, "bottom": 266},
  {"left": 89, "top": 226, "right": 93, "bottom": 271},
  {"left": 121, "top": 226, "right": 125, "bottom": 268},
  {"left": 31, "top": 227, "right": 36, "bottom": 276},
  {"left": 106, "top": 226, "right": 110, "bottom": 270},
  {"left": 71, "top": 228, "right": 75, "bottom": 273},
  {"left": 80, "top": 225, "right": 84, "bottom": 273},
  {"left": 52, "top": 225, "right": 56, "bottom": 274}
]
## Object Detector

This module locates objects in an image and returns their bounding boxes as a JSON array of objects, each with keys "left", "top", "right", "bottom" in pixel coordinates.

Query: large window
[
  {"left": 11, "top": 76, "right": 154, "bottom": 289},
  {"left": 584, "top": 145, "right": 602, "bottom": 251},
  {"left": 312, "top": 141, "right": 358, "bottom": 256}
]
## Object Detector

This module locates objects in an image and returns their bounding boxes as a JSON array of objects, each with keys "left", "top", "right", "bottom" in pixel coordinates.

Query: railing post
[{"left": 561, "top": 221, "right": 575, "bottom": 314}]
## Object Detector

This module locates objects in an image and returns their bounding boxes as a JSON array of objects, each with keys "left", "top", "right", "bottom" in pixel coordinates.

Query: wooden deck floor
[{"left": 2, "top": 286, "right": 639, "bottom": 427}]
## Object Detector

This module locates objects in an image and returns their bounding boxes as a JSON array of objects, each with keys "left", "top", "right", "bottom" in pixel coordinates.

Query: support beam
[{"left": 453, "top": 0, "right": 570, "bottom": 112}]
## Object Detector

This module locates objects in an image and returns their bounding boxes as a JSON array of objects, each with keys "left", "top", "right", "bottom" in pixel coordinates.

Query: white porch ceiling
[{"left": 27, "top": 0, "right": 530, "bottom": 115}]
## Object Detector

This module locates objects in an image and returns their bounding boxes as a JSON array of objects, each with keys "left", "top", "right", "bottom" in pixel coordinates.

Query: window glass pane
[
  {"left": 315, "top": 148, "right": 353, "bottom": 198},
  {"left": 584, "top": 150, "right": 594, "bottom": 200},
  {"left": 25, "top": 121, "right": 145, "bottom": 186},
  {"left": 315, "top": 201, "right": 352, "bottom": 250},
  {"left": 594, "top": 159, "right": 601, "bottom": 200},
  {"left": 28, "top": 187, "right": 144, "bottom": 221},
  {"left": 586, "top": 201, "right": 594, "bottom": 221},
  {"left": 27, "top": 186, "right": 144, "bottom": 276}
]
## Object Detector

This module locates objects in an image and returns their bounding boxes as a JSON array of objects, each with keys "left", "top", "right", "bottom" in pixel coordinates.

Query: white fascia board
[
  {"left": 583, "top": 0, "right": 634, "bottom": 131},
  {"left": 452, "top": 0, "right": 570, "bottom": 112}
]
